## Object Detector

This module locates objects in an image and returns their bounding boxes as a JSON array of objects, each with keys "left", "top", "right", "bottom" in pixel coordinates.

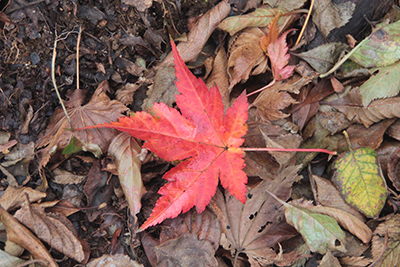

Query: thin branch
[
  {"left": 295, "top": 0, "right": 314, "bottom": 46},
  {"left": 246, "top": 79, "right": 276, "bottom": 97}
]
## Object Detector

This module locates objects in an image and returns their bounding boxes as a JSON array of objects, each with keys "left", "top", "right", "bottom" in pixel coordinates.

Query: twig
[
  {"left": 51, "top": 30, "right": 77, "bottom": 132},
  {"left": 246, "top": 79, "right": 276, "bottom": 97},
  {"left": 76, "top": 26, "right": 82, "bottom": 90},
  {"left": 295, "top": 0, "right": 314, "bottom": 46}
]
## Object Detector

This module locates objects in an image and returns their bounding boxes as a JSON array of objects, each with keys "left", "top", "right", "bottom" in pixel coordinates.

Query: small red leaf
[{"left": 268, "top": 30, "right": 295, "bottom": 81}]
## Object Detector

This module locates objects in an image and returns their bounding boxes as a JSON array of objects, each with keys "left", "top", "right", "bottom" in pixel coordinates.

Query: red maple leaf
[
  {"left": 268, "top": 30, "right": 295, "bottom": 81},
  {"left": 82, "top": 41, "right": 249, "bottom": 230}
]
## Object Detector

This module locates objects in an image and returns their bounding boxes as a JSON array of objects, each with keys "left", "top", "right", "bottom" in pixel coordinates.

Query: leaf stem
[
  {"left": 246, "top": 79, "right": 276, "bottom": 97},
  {"left": 242, "top": 147, "right": 337, "bottom": 155}
]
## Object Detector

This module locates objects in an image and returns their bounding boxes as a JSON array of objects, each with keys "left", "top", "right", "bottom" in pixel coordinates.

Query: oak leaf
[{"left": 82, "top": 41, "right": 249, "bottom": 230}]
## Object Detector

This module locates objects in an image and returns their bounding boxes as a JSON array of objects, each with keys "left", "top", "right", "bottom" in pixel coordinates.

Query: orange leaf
[
  {"left": 260, "top": 12, "right": 280, "bottom": 53},
  {"left": 81, "top": 40, "right": 249, "bottom": 230}
]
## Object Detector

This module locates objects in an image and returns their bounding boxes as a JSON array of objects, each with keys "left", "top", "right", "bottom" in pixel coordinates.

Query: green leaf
[
  {"left": 267, "top": 192, "right": 346, "bottom": 254},
  {"left": 333, "top": 147, "right": 387, "bottom": 218},
  {"left": 62, "top": 136, "right": 83, "bottom": 157},
  {"left": 359, "top": 61, "right": 400, "bottom": 107},
  {"left": 349, "top": 20, "right": 400, "bottom": 68}
]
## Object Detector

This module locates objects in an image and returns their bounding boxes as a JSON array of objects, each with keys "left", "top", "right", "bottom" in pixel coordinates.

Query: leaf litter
[{"left": 1, "top": 0, "right": 400, "bottom": 266}]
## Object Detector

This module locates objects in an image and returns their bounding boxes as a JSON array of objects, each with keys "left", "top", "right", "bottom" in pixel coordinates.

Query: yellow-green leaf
[
  {"left": 267, "top": 192, "right": 346, "bottom": 254},
  {"left": 333, "top": 147, "right": 387, "bottom": 218}
]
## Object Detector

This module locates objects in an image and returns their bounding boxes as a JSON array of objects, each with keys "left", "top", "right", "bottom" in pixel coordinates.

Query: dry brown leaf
[
  {"left": 388, "top": 148, "right": 400, "bottom": 191},
  {"left": 252, "top": 75, "right": 312, "bottom": 121},
  {"left": 154, "top": 233, "right": 218, "bottom": 267},
  {"left": 87, "top": 254, "right": 144, "bottom": 267},
  {"left": 157, "top": 0, "right": 230, "bottom": 68},
  {"left": 211, "top": 165, "right": 305, "bottom": 266},
  {"left": 38, "top": 199, "right": 81, "bottom": 217},
  {"left": 329, "top": 87, "right": 400, "bottom": 128},
  {"left": 116, "top": 82, "right": 142, "bottom": 106},
  {"left": 36, "top": 81, "right": 128, "bottom": 169},
  {"left": 0, "top": 186, "right": 46, "bottom": 211},
  {"left": 108, "top": 132, "right": 145, "bottom": 215},
  {"left": 313, "top": 175, "right": 365, "bottom": 221},
  {"left": 372, "top": 214, "right": 400, "bottom": 266},
  {"left": 338, "top": 256, "right": 373, "bottom": 267},
  {"left": 205, "top": 46, "right": 230, "bottom": 109},
  {"left": 0, "top": 205, "right": 58, "bottom": 267},
  {"left": 309, "top": 206, "right": 372, "bottom": 244},
  {"left": 319, "top": 249, "right": 342, "bottom": 267},
  {"left": 14, "top": 201, "right": 85, "bottom": 262},
  {"left": 52, "top": 169, "right": 86, "bottom": 185},
  {"left": 227, "top": 27, "right": 269, "bottom": 90}
]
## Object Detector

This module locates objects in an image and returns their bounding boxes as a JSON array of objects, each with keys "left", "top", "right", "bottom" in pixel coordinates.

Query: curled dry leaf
[
  {"left": 36, "top": 81, "right": 128, "bottom": 169},
  {"left": 252, "top": 75, "right": 312, "bottom": 121},
  {"left": 52, "top": 169, "right": 86, "bottom": 185},
  {"left": 211, "top": 166, "right": 305, "bottom": 266},
  {"left": 116, "top": 82, "right": 142, "bottom": 106},
  {"left": 0, "top": 206, "right": 58, "bottom": 267},
  {"left": 227, "top": 27, "right": 269, "bottom": 90},
  {"left": 157, "top": 0, "right": 230, "bottom": 68},
  {"left": 108, "top": 132, "right": 146, "bottom": 216},
  {"left": 0, "top": 186, "right": 46, "bottom": 211},
  {"left": 14, "top": 201, "right": 85, "bottom": 262},
  {"left": 372, "top": 214, "right": 400, "bottom": 266}
]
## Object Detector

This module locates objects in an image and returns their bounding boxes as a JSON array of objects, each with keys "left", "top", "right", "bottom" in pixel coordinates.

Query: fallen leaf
[
  {"left": 359, "top": 62, "right": 400, "bottom": 107},
  {"left": 312, "top": 0, "right": 356, "bottom": 37},
  {"left": 309, "top": 206, "right": 372, "bottom": 244},
  {"left": 36, "top": 81, "right": 128, "bottom": 169},
  {"left": 252, "top": 75, "right": 311, "bottom": 121},
  {"left": 87, "top": 254, "right": 143, "bottom": 267},
  {"left": 158, "top": 0, "right": 230, "bottom": 68},
  {"left": 267, "top": 29, "right": 295, "bottom": 81},
  {"left": 52, "top": 169, "right": 86, "bottom": 185},
  {"left": 294, "top": 42, "right": 348, "bottom": 73},
  {"left": 211, "top": 166, "right": 305, "bottom": 266},
  {"left": 81, "top": 40, "right": 249, "bottom": 230},
  {"left": 319, "top": 249, "right": 341, "bottom": 267},
  {"left": 328, "top": 87, "right": 400, "bottom": 127},
  {"left": 116, "top": 82, "right": 142, "bottom": 106},
  {"left": 267, "top": 196, "right": 347, "bottom": 254},
  {"left": 333, "top": 147, "right": 387, "bottom": 218},
  {"left": 0, "top": 250, "right": 28, "bottom": 267},
  {"left": 0, "top": 205, "right": 58, "bottom": 267},
  {"left": 349, "top": 20, "right": 400, "bottom": 68},
  {"left": 14, "top": 201, "right": 85, "bottom": 262},
  {"left": 372, "top": 214, "right": 400, "bottom": 266},
  {"left": 154, "top": 233, "right": 218, "bottom": 267},
  {"left": 108, "top": 132, "right": 146, "bottom": 215},
  {"left": 0, "top": 186, "right": 46, "bottom": 211},
  {"left": 227, "top": 27, "right": 269, "bottom": 90},
  {"left": 388, "top": 148, "right": 400, "bottom": 191},
  {"left": 122, "top": 0, "right": 152, "bottom": 12}
]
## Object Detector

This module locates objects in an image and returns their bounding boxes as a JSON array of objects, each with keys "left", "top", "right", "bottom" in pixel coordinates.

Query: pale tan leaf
[
  {"left": 319, "top": 249, "right": 341, "bottom": 267},
  {"left": 122, "top": 0, "right": 152, "bottom": 12},
  {"left": 0, "top": 206, "right": 58, "bottom": 267},
  {"left": 0, "top": 186, "right": 46, "bottom": 211},
  {"left": 339, "top": 256, "right": 373, "bottom": 267},
  {"left": 116, "top": 82, "right": 142, "bottom": 106},
  {"left": 158, "top": 0, "right": 230, "bottom": 68},
  {"left": 52, "top": 169, "right": 86, "bottom": 185},
  {"left": 227, "top": 27, "right": 269, "bottom": 90},
  {"left": 87, "top": 254, "right": 144, "bottom": 267},
  {"left": 14, "top": 202, "right": 85, "bottom": 262},
  {"left": 0, "top": 249, "right": 28, "bottom": 267},
  {"left": 108, "top": 132, "right": 145, "bottom": 215}
]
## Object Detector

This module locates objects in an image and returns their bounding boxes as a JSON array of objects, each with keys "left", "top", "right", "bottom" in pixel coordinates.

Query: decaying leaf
[
  {"left": 87, "top": 254, "right": 143, "bottom": 267},
  {"left": 329, "top": 87, "right": 400, "bottom": 128},
  {"left": 36, "top": 81, "right": 128, "bottom": 169},
  {"left": 158, "top": 0, "right": 230, "bottom": 68},
  {"left": 333, "top": 147, "right": 387, "bottom": 218},
  {"left": 359, "top": 62, "right": 400, "bottom": 107},
  {"left": 252, "top": 75, "right": 312, "bottom": 121},
  {"left": 312, "top": 0, "right": 356, "bottom": 37},
  {"left": 108, "top": 132, "right": 146, "bottom": 216},
  {"left": 211, "top": 166, "right": 307, "bottom": 266},
  {"left": 268, "top": 196, "right": 347, "bottom": 254},
  {"left": 319, "top": 249, "right": 341, "bottom": 267},
  {"left": 349, "top": 20, "right": 400, "bottom": 68},
  {"left": 372, "top": 214, "right": 400, "bottom": 266},
  {"left": 0, "top": 206, "right": 58, "bottom": 267},
  {"left": 0, "top": 250, "right": 28, "bottom": 267},
  {"left": 52, "top": 169, "right": 86, "bottom": 184},
  {"left": 0, "top": 186, "right": 46, "bottom": 211},
  {"left": 227, "top": 27, "right": 269, "bottom": 90},
  {"left": 14, "top": 201, "right": 85, "bottom": 262}
]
